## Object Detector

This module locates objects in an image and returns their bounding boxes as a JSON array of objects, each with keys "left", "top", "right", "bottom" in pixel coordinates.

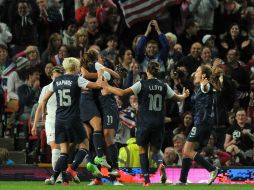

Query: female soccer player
[
  {"left": 177, "top": 65, "right": 219, "bottom": 185},
  {"left": 80, "top": 49, "right": 123, "bottom": 185},
  {"left": 41, "top": 57, "right": 101, "bottom": 185},
  {"left": 32, "top": 66, "right": 63, "bottom": 183},
  {"left": 100, "top": 61, "right": 189, "bottom": 186}
]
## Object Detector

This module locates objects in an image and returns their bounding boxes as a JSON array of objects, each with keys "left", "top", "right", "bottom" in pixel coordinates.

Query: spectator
[
  {"left": 41, "top": 33, "right": 62, "bottom": 65},
  {"left": 189, "top": 0, "right": 219, "bottom": 39},
  {"left": 220, "top": 23, "right": 252, "bottom": 62},
  {"left": 214, "top": 0, "right": 242, "bottom": 38},
  {"left": 163, "top": 147, "right": 178, "bottom": 166},
  {"left": 0, "top": 148, "right": 14, "bottom": 166},
  {"left": 0, "top": 44, "right": 13, "bottom": 85},
  {"left": 136, "top": 20, "right": 169, "bottom": 79},
  {"left": 15, "top": 45, "right": 41, "bottom": 67},
  {"left": 200, "top": 146, "right": 221, "bottom": 167},
  {"left": 173, "top": 111, "right": 193, "bottom": 137},
  {"left": 101, "top": 35, "right": 118, "bottom": 64},
  {"left": 224, "top": 108, "right": 254, "bottom": 165},
  {"left": 202, "top": 34, "right": 218, "bottom": 58},
  {"left": 75, "top": 0, "right": 93, "bottom": 26},
  {"left": 7, "top": 57, "right": 29, "bottom": 102},
  {"left": 200, "top": 46, "right": 213, "bottom": 66},
  {"left": 178, "top": 19, "right": 200, "bottom": 56},
  {"left": 17, "top": 66, "right": 41, "bottom": 122},
  {"left": 71, "top": 27, "right": 89, "bottom": 58},
  {"left": 50, "top": 45, "right": 69, "bottom": 66},
  {"left": 162, "top": 98, "right": 180, "bottom": 150},
  {"left": 115, "top": 95, "right": 138, "bottom": 149},
  {"left": 85, "top": 15, "right": 106, "bottom": 48},
  {"left": 225, "top": 49, "right": 250, "bottom": 109},
  {"left": 165, "top": 32, "right": 183, "bottom": 72},
  {"left": 8, "top": 0, "right": 39, "bottom": 54},
  {"left": 172, "top": 134, "right": 185, "bottom": 166},
  {"left": 122, "top": 59, "right": 141, "bottom": 89},
  {"left": 36, "top": 0, "right": 63, "bottom": 53},
  {"left": 115, "top": 48, "right": 133, "bottom": 86},
  {"left": 0, "top": 22, "right": 12, "bottom": 47},
  {"left": 177, "top": 42, "right": 202, "bottom": 77},
  {"left": 62, "top": 21, "right": 78, "bottom": 47},
  {"left": 39, "top": 62, "right": 53, "bottom": 87}
]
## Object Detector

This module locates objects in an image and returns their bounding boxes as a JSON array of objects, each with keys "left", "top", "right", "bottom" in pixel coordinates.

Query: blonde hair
[
  {"left": 165, "top": 32, "right": 177, "bottom": 45},
  {"left": 63, "top": 57, "right": 80, "bottom": 72}
]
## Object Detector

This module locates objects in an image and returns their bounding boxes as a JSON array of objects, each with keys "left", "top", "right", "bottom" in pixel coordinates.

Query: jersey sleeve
[
  {"left": 78, "top": 76, "right": 90, "bottom": 88},
  {"left": 95, "top": 62, "right": 111, "bottom": 81},
  {"left": 38, "top": 86, "right": 48, "bottom": 103},
  {"left": 166, "top": 84, "right": 175, "bottom": 99},
  {"left": 48, "top": 82, "right": 54, "bottom": 92},
  {"left": 130, "top": 81, "right": 141, "bottom": 95}
]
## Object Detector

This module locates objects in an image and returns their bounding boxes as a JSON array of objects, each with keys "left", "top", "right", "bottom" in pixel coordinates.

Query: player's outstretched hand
[{"left": 182, "top": 87, "right": 190, "bottom": 98}]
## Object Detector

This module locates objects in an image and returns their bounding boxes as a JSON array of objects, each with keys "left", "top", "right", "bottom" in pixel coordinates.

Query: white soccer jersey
[{"left": 39, "top": 83, "right": 57, "bottom": 121}]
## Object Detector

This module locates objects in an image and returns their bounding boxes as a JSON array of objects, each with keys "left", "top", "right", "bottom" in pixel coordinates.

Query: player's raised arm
[{"left": 100, "top": 79, "right": 133, "bottom": 96}]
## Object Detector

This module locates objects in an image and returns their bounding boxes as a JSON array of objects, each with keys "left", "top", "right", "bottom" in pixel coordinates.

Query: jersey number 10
[
  {"left": 58, "top": 89, "right": 71, "bottom": 106},
  {"left": 148, "top": 94, "right": 162, "bottom": 111}
]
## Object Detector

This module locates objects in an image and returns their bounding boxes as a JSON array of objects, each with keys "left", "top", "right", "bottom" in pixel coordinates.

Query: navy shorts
[
  {"left": 187, "top": 124, "right": 212, "bottom": 149},
  {"left": 97, "top": 94, "right": 119, "bottom": 130},
  {"left": 55, "top": 117, "right": 86, "bottom": 144},
  {"left": 80, "top": 91, "right": 101, "bottom": 123},
  {"left": 136, "top": 126, "right": 164, "bottom": 149}
]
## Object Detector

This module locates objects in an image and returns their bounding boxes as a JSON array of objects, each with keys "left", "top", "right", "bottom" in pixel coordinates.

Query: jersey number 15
[{"left": 58, "top": 89, "right": 71, "bottom": 106}]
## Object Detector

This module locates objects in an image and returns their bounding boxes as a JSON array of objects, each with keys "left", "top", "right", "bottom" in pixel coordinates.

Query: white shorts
[{"left": 45, "top": 119, "right": 55, "bottom": 145}]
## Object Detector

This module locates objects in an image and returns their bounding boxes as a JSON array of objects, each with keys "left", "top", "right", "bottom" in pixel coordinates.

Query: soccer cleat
[
  {"left": 45, "top": 176, "right": 55, "bottom": 185},
  {"left": 94, "top": 156, "right": 111, "bottom": 169},
  {"left": 108, "top": 169, "right": 121, "bottom": 177},
  {"left": 208, "top": 167, "right": 219, "bottom": 185},
  {"left": 66, "top": 166, "right": 80, "bottom": 184},
  {"left": 86, "top": 162, "right": 103, "bottom": 177},
  {"left": 63, "top": 182, "right": 69, "bottom": 186},
  {"left": 55, "top": 174, "right": 63, "bottom": 184},
  {"left": 88, "top": 179, "right": 104, "bottom": 186},
  {"left": 159, "top": 163, "right": 167, "bottom": 184},
  {"left": 143, "top": 183, "right": 152, "bottom": 187},
  {"left": 174, "top": 181, "right": 187, "bottom": 186},
  {"left": 112, "top": 180, "right": 124, "bottom": 186}
]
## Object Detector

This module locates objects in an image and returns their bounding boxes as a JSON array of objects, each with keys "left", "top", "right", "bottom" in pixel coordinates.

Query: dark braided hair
[{"left": 147, "top": 61, "right": 160, "bottom": 76}]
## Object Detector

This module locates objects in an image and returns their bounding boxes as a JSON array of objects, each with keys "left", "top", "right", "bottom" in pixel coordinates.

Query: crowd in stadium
[{"left": 1, "top": 0, "right": 254, "bottom": 186}]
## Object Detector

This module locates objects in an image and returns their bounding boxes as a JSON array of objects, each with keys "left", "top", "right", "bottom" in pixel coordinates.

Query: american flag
[
  {"left": 119, "top": 107, "right": 136, "bottom": 128},
  {"left": 118, "top": 0, "right": 180, "bottom": 27}
]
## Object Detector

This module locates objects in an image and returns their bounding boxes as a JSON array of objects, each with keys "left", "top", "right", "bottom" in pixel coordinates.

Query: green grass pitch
[{"left": 0, "top": 181, "right": 252, "bottom": 190}]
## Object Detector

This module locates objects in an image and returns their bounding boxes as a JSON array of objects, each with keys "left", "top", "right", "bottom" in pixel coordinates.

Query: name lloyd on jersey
[
  {"left": 56, "top": 80, "right": 73, "bottom": 86},
  {"left": 149, "top": 85, "right": 163, "bottom": 91}
]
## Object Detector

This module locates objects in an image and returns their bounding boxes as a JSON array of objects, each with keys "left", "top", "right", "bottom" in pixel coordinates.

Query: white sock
[{"left": 52, "top": 149, "right": 60, "bottom": 170}]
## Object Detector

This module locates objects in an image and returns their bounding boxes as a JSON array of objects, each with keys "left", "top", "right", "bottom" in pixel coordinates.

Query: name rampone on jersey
[{"left": 56, "top": 80, "right": 73, "bottom": 86}]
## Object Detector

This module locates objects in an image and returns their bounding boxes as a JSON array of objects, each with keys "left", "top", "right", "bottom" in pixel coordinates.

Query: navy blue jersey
[
  {"left": 131, "top": 78, "right": 175, "bottom": 129},
  {"left": 191, "top": 84, "right": 214, "bottom": 126},
  {"left": 49, "top": 74, "right": 89, "bottom": 119}
]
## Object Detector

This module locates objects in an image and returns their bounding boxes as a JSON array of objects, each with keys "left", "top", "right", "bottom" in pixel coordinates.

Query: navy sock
[
  {"left": 194, "top": 153, "right": 216, "bottom": 172},
  {"left": 108, "top": 144, "right": 118, "bottom": 169},
  {"left": 93, "top": 131, "right": 103, "bottom": 157},
  {"left": 151, "top": 152, "right": 164, "bottom": 166},
  {"left": 52, "top": 158, "right": 61, "bottom": 180},
  {"left": 179, "top": 158, "right": 192, "bottom": 183},
  {"left": 140, "top": 153, "right": 150, "bottom": 183},
  {"left": 59, "top": 153, "right": 68, "bottom": 182},
  {"left": 72, "top": 149, "right": 88, "bottom": 170}
]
